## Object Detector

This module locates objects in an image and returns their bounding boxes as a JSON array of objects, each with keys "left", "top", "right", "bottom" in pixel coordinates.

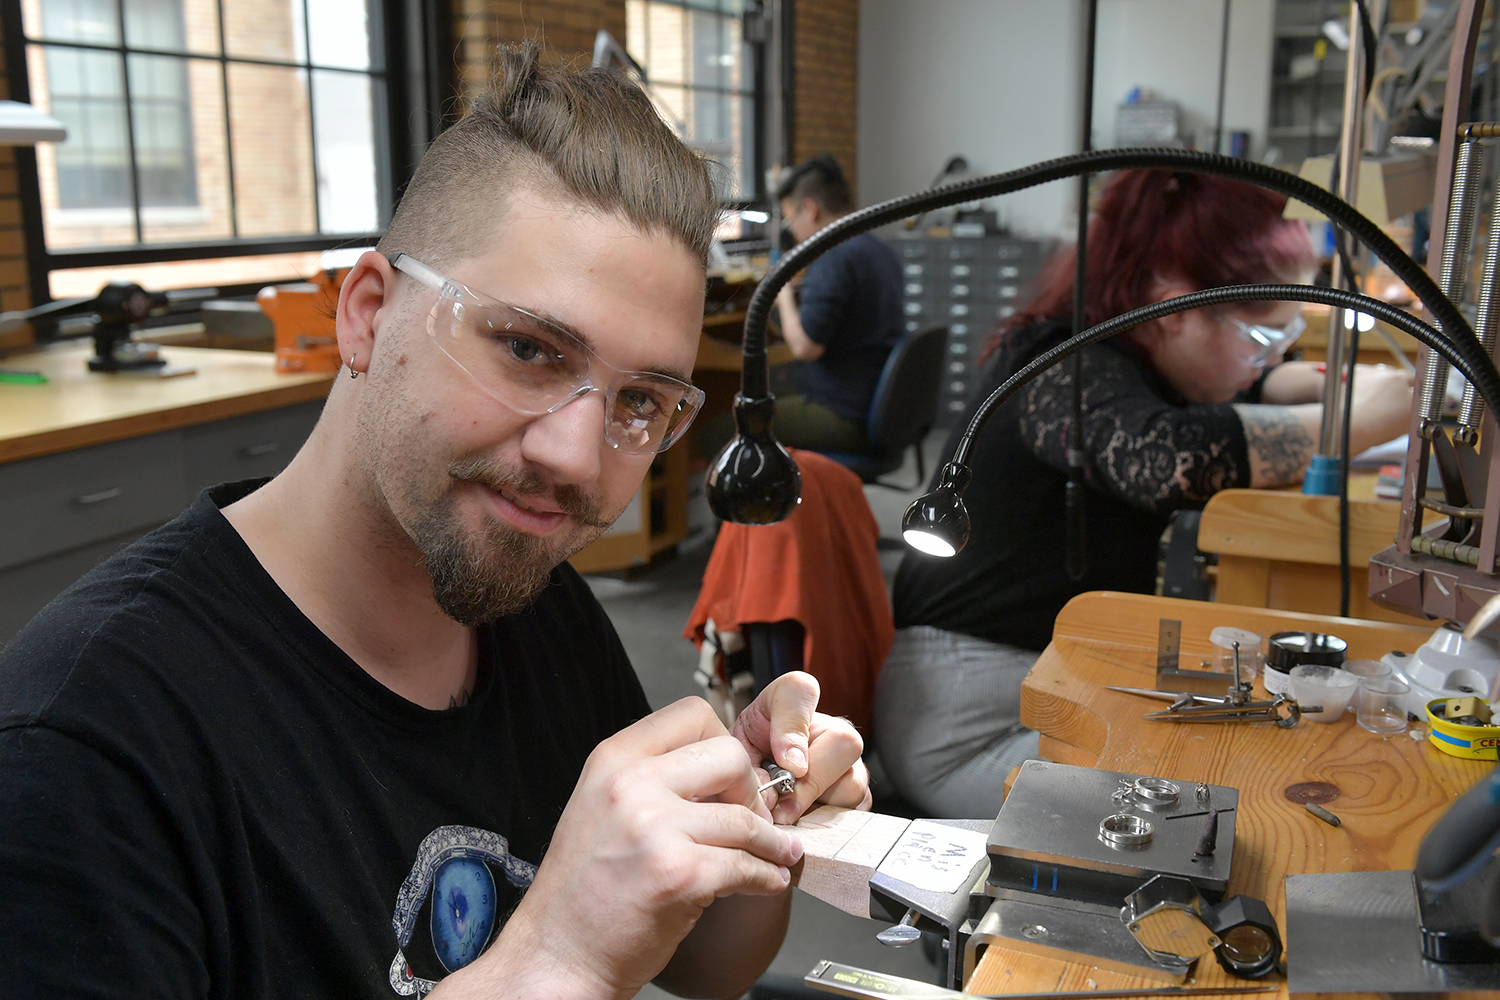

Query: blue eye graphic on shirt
[
  {"left": 389, "top": 826, "right": 538, "bottom": 996},
  {"left": 430, "top": 857, "right": 496, "bottom": 973}
]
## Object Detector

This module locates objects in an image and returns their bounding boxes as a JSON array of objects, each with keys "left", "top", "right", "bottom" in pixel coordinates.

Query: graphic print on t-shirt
[{"left": 388, "top": 825, "right": 539, "bottom": 996}]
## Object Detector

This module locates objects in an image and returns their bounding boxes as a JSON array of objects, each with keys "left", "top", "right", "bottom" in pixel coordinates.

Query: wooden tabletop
[
  {"left": 0, "top": 344, "right": 335, "bottom": 464},
  {"left": 968, "top": 591, "right": 1488, "bottom": 997},
  {"left": 694, "top": 311, "right": 793, "bottom": 372}
]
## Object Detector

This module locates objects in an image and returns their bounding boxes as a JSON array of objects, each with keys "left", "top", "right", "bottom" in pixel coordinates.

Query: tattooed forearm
[{"left": 1234, "top": 404, "right": 1319, "bottom": 488}]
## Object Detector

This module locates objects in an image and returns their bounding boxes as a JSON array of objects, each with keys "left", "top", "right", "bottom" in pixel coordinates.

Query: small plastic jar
[
  {"left": 1265, "top": 631, "right": 1348, "bottom": 696},
  {"left": 1209, "top": 627, "right": 1263, "bottom": 681}
]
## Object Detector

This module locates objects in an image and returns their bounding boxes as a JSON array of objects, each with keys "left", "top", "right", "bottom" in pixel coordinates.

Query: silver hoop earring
[{"left": 348, "top": 358, "right": 359, "bottom": 379}]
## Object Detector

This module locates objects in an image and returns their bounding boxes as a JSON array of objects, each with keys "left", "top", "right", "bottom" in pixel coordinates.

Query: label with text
[{"left": 874, "top": 820, "right": 989, "bottom": 895}]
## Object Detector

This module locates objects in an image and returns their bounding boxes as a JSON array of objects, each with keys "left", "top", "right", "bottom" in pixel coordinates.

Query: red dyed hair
[{"left": 986, "top": 169, "right": 1316, "bottom": 359}]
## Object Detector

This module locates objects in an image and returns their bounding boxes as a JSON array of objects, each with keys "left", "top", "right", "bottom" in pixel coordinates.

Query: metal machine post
[{"left": 1306, "top": 1, "right": 1371, "bottom": 495}]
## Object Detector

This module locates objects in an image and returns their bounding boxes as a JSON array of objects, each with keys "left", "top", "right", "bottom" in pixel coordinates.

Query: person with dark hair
[
  {"left": 768, "top": 154, "right": 903, "bottom": 451},
  {"left": 0, "top": 43, "right": 869, "bottom": 998},
  {"left": 875, "top": 169, "right": 1413, "bottom": 819}
]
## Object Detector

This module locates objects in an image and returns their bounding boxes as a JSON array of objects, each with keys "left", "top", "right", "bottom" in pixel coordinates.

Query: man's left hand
[{"left": 731, "top": 672, "right": 870, "bottom": 824}]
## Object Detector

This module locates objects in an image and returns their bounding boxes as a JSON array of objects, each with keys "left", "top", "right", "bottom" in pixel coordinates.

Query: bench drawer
[
  {"left": 0, "top": 432, "right": 185, "bottom": 571},
  {"left": 181, "top": 400, "right": 322, "bottom": 500}
]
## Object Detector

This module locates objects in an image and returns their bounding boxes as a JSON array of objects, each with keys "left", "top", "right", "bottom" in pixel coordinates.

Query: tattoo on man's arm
[{"left": 1234, "top": 405, "right": 1316, "bottom": 488}]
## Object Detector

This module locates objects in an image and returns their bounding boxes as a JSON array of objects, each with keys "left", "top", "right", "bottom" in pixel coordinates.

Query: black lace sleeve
[{"left": 1016, "top": 344, "right": 1252, "bottom": 512}]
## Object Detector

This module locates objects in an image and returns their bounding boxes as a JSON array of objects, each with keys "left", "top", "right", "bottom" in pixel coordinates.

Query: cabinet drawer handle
[
  {"left": 241, "top": 442, "right": 279, "bottom": 457},
  {"left": 75, "top": 488, "right": 123, "bottom": 505}
]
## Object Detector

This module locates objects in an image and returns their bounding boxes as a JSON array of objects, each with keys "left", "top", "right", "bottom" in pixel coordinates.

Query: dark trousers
[{"left": 697, "top": 393, "right": 869, "bottom": 459}]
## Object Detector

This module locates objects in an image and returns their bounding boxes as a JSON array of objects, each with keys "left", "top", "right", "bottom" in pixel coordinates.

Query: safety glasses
[
  {"left": 389, "top": 253, "right": 705, "bottom": 455},
  {"left": 1220, "top": 311, "right": 1307, "bottom": 368}
]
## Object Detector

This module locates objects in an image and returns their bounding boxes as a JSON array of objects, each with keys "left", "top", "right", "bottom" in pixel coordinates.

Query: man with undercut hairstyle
[
  {"left": 0, "top": 43, "right": 868, "bottom": 999},
  {"left": 772, "top": 154, "right": 904, "bottom": 453}
]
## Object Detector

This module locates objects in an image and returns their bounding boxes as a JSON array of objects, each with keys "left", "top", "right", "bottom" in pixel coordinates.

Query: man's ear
[{"left": 335, "top": 250, "right": 396, "bottom": 375}]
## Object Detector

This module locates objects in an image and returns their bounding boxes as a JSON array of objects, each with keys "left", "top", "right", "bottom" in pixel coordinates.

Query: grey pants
[{"left": 872, "top": 626, "right": 1042, "bottom": 819}]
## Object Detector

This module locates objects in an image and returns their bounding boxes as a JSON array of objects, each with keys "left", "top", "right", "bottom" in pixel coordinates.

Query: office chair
[{"left": 817, "top": 324, "right": 949, "bottom": 489}]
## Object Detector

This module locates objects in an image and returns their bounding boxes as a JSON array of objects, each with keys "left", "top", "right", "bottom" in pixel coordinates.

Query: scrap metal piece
[{"left": 1305, "top": 802, "right": 1342, "bottom": 828}]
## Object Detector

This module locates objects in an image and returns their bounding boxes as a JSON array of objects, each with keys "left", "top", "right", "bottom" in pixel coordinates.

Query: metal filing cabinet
[{"left": 889, "top": 234, "right": 1045, "bottom": 428}]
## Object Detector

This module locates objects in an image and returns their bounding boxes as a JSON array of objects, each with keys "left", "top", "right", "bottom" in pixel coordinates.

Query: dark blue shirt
[{"left": 793, "top": 231, "right": 904, "bottom": 424}]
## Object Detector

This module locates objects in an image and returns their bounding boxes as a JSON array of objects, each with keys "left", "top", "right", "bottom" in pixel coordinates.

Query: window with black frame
[
  {"left": 626, "top": 0, "right": 757, "bottom": 205},
  {"left": 14, "top": 0, "right": 400, "bottom": 299}
]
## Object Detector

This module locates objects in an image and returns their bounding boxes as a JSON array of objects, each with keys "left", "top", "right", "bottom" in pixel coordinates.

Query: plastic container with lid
[
  {"left": 1265, "top": 631, "right": 1347, "bottom": 696},
  {"left": 1209, "top": 627, "right": 1263, "bottom": 680}
]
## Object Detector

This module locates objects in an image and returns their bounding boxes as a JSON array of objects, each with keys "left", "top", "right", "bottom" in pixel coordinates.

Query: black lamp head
[
  {"left": 706, "top": 393, "right": 802, "bottom": 524},
  {"left": 901, "top": 461, "right": 972, "bottom": 557}
]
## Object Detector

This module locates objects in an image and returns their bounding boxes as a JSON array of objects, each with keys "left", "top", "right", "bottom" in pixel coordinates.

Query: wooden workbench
[
  {"left": 0, "top": 343, "right": 334, "bottom": 464},
  {"left": 1198, "top": 482, "right": 1426, "bottom": 625},
  {"left": 968, "top": 591, "right": 1485, "bottom": 996}
]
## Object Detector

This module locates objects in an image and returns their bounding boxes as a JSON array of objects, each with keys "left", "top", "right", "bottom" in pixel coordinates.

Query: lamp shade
[
  {"left": 901, "top": 462, "right": 971, "bottom": 557},
  {"left": 706, "top": 393, "right": 802, "bottom": 524}
]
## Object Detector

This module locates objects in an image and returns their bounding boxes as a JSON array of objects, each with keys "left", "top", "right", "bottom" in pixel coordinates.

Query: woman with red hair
[{"left": 876, "top": 169, "right": 1413, "bottom": 818}]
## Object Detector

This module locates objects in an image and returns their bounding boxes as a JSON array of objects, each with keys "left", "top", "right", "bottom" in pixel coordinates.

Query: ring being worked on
[
  {"left": 758, "top": 759, "right": 796, "bottom": 796},
  {"left": 1100, "top": 813, "right": 1155, "bottom": 848},
  {"left": 1132, "top": 777, "right": 1181, "bottom": 804}
]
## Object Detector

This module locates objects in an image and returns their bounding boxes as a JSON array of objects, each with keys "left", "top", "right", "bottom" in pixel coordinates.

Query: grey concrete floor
[{"left": 583, "top": 433, "right": 948, "bottom": 999}]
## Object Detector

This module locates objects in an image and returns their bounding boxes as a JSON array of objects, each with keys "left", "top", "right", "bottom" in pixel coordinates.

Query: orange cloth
[{"left": 684, "top": 449, "right": 895, "bottom": 733}]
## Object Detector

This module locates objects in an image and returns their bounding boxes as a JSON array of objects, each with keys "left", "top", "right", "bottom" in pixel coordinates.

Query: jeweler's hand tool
[
  {"left": 1141, "top": 694, "right": 1305, "bottom": 728},
  {"left": 758, "top": 759, "right": 796, "bottom": 796},
  {"left": 803, "top": 959, "right": 1278, "bottom": 999},
  {"left": 1105, "top": 686, "right": 1226, "bottom": 707}
]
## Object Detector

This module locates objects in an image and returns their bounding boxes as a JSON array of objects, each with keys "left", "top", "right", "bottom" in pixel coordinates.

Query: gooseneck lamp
[
  {"left": 710, "top": 148, "right": 1500, "bottom": 548},
  {"left": 900, "top": 282, "right": 1500, "bottom": 556}
]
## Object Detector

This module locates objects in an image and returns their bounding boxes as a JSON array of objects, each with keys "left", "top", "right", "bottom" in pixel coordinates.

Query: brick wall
[
  {"left": 0, "top": 32, "right": 29, "bottom": 349},
  {"left": 448, "top": 0, "right": 863, "bottom": 204},
  {"left": 790, "top": 0, "right": 858, "bottom": 200},
  {"left": 452, "top": 0, "right": 627, "bottom": 108}
]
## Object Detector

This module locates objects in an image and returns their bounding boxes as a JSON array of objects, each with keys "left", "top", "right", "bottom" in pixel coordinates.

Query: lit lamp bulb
[{"left": 901, "top": 462, "right": 972, "bottom": 557}]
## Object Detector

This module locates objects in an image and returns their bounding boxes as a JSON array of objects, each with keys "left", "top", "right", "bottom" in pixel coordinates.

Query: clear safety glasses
[
  {"left": 389, "top": 253, "right": 705, "bottom": 455},
  {"left": 1221, "top": 311, "right": 1307, "bottom": 369}
]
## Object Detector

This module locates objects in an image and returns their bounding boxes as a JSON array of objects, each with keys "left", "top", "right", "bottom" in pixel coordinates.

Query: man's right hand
[{"left": 437, "top": 696, "right": 804, "bottom": 1000}]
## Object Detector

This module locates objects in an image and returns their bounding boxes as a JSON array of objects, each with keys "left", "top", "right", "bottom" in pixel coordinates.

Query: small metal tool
[
  {"left": 1193, "top": 810, "right": 1219, "bottom": 857},
  {"left": 758, "top": 759, "right": 795, "bottom": 796},
  {"left": 1306, "top": 802, "right": 1341, "bottom": 827},
  {"left": 804, "top": 959, "right": 1276, "bottom": 999},
  {"left": 1114, "top": 648, "right": 1307, "bottom": 727},
  {"left": 876, "top": 909, "right": 923, "bottom": 947},
  {"left": 1141, "top": 694, "right": 1305, "bottom": 727},
  {"left": 1104, "top": 686, "right": 1222, "bottom": 706}
]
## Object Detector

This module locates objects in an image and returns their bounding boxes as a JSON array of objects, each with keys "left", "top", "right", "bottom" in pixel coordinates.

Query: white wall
[
  {"left": 857, "top": 0, "right": 1082, "bottom": 238},
  {"left": 1093, "top": 0, "right": 1274, "bottom": 157},
  {"left": 857, "top": 0, "right": 1275, "bottom": 238}
]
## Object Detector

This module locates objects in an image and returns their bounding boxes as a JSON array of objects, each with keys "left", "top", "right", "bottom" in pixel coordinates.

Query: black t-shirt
[
  {"left": 0, "top": 479, "right": 651, "bottom": 998},
  {"left": 892, "top": 321, "right": 1253, "bottom": 651},
  {"left": 793, "top": 231, "right": 904, "bottom": 423}
]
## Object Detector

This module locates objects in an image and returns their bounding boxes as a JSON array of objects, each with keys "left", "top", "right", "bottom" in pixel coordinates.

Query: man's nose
[{"left": 520, "top": 388, "right": 607, "bottom": 486}]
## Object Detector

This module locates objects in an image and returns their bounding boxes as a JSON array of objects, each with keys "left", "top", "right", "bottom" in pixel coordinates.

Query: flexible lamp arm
[
  {"left": 742, "top": 147, "right": 1483, "bottom": 401},
  {"left": 896, "top": 283, "right": 1495, "bottom": 558},
  {"left": 951, "top": 283, "right": 1499, "bottom": 469}
]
